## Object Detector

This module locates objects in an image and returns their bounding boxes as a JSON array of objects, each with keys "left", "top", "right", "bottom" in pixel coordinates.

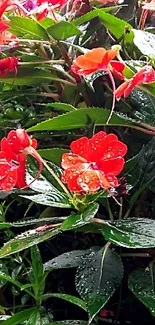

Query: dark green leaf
[
  {"left": 61, "top": 203, "right": 99, "bottom": 230},
  {"left": 47, "top": 102, "right": 76, "bottom": 112},
  {"left": 75, "top": 247, "right": 123, "bottom": 322},
  {"left": 42, "top": 293, "right": 87, "bottom": 311},
  {"left": 102, "top": 218, "right": 155, "bottom": 248},
  {"left": 21, "top": 193, "right": 71, "bottom": 208},
  {"left": 47, "top": 322, "right": 89, "bottom": 325},
  {"left": 47, "top": 21, "right": 81, "bottom": 40},
  {"left": 44, "top": 247, "right": 100, "bottom": 271},
  {"left": 27, "top": 108, "right": 136, "bottom": 132},
  {"left": 0, "top": 272, "right": 33, "bottom": 296},
  {"left": 0, "top": 228, "right": 60, "bottom": 258},
  {"left": 129, "top": 268, "right": 155, "bottom": 317},
  {"left": 26, "top": 309, "right": 41, "bottom": 325}
]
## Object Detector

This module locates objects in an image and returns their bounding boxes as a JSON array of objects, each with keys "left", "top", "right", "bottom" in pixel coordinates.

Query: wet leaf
[
  {"left": 0, "top": 228, "right": 60, "bottom": 258},
  {"left": 44, "top": 247, "right": 100, "bottom": 271},
  {"left": 101, "top": 218, "right": 155, "bottom": 248},
  {"left": 42, "top": 293, "right": 87, "bottom": 311},
  {"left": 0, "top": 308, "right": 36, "bottom": 325},
  {"left": 75, "top": 247, "right": 123, "bottom": 322},
  {"left": 61, "top": 203, "right": 99, "bottom": 230},
  {"left": 129, "top": 267, "right": 155, "bottom": 317},
  {"left": 133, "top": 29, "right": 155, "bottom": 58}
]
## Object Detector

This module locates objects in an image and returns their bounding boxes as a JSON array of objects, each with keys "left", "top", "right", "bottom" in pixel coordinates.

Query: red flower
[
  {"left": 0, "top": 57, "right": 19, "bottom": 76},
  {"left": 115, "top": 65, "right": 155, "bottom": 99},
  {"left": 71, "top": 47, "right": 125, "bottom": 80},
  {"left": 37, "top": 0, "right": 67, "bottom": 8},
  {"left": 0, "top": 129, "right": 38, "bottom": 191},
  {"left": 0, "top": 20, "right": 9, "bottom": 33},
  {"left": 61, "top": 131, "right": 127, "bottom": 193}
]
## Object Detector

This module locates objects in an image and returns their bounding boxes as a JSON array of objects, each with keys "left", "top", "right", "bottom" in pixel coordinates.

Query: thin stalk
[
  {"left": 106, "top": 198, "right": 114, "bottom": 222},
  {"left": 118, "top": 197, "right": 123, "bottom": 220},
  {"left": 120, "top": 253, "right": 150, "bottom": 257},
  {"left": 19, "top": 60, "right": 65, "bottom": 65},
  {"left": 106, "top": 70, "right": 116, "bottom": 124}
]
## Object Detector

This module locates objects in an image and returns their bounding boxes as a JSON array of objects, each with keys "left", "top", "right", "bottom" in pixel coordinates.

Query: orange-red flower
[
  {"left": 115, "top": 65, "right": 155, "bottom": 99},
  {"left": 0, "top": 129, "right": 38, "bottom": 191},
  {"left": 0, "top": 57, "right": 19, "bottom": 76},
  {"left": 71, "top": 47, "right": 125, "bottom": 80},
  {"left": 61, "top": 131, "right": 127, "bottom": 193}
]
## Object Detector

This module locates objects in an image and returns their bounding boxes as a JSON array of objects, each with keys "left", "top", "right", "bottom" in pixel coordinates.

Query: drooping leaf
[
  {"left": 21, "top": 193, "right": 71, "bottom": 208},
  {"left": 101, "top": 218, "right": 155, "bottom": 248},
  {"left": 27, "top": 108, "right": 136, "bottom": 132},
  {"left": 9, "top": 16, "right": 49, "bottom": 40},
  {"left": 128, "top": 267, "right": 155, "bottom": 317},
  {"left": 75, "top": 247, "right": 123, "bottom": 322},
  {"left": 0, "top": 228, "right": 60, "bottom": 258},
  {"left": 42, "top": 293, "right": 87, "bottom": 311},
  {"left": 61, "top": 203, "right": 99, "bottom": 230}
]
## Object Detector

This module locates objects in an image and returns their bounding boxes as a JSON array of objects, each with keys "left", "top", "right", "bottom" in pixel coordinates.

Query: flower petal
[
  {"left": 77, "top": 169, "right": 101, "bottom": 192},
  {"left": 100, "top": 140, "right": 127, "bottom": 160},
  {"left": 97, "top": 157, "right": 125, "bottom": 175},
  {"left": 61, "top": 163, "right": 89, "bottom": 192},
  {"left": 70, "top": 137, "right": 89, "bottom": 160},
  {"left": 100, "top": 173, "right": 118, "bottom": 188},
  {"left": 61, "top": 153, "right": 87, "bottom": 169},
  {"left": 89, "top": 132, "right": 117, "bottom": 161},
  {"left": 16, "top": 160, "right": 27, "bottom": 188},
  {"left": 110, "top": 61, "right": 125, "bottom": 80},
  {"left": 102, "top": 49, "right": 118, "bottom": 67},
  {"left": 0, "top": 168, "right": 18, "bottom": 191}
]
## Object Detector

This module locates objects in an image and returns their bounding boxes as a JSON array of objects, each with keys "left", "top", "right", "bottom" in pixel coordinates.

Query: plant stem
[
  {"left": 106, "top": 198, "right": 114, "bottom": 222},
  {"left": 118, "top": 198, "right": 123, "bottom": 220},
  {"left": 106, "top": 70, "right": 116, "bottom": 124}
]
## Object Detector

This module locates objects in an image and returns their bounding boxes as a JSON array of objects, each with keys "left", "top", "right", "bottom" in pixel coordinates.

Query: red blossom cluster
[
  {"left": 0, "top": 129, "right": 37, "bottom": 191},
  {"left": 61, "top": 131, "right": 127, "bottom": 193}
]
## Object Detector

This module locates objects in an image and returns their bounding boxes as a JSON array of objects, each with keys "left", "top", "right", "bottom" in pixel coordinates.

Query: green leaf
[
  {"left": 38, "top": 148, "right": 69, "bottom": 165},
  {"left": 1, "top": 308, "right": 36, "bottom": 325},
  {"left": 27, "top": 108, "right": 136, "bottom": 132},
  {"left": 46, "top": 322, "right": 89, "bottom": 325},
  {"left": 72, "top": 6, "right": 120, "bottom": 26},
  {"left": 128, "top": 268, "right": 155, "bottom": 317},
  {"left": 127, "top": 88, "right": 155, "bottom": 126},
  {"left": 0, "top": 68, "right": 65, "bottom": 86},
  {"left": 21, "top": 193, "right": 71, "bottom": 208},
  {"left": 44, "top": 247, "right": 100, "bottom": 271},
  {"left": 42, "top": 293, "right": 87, "bottom": 311},
  {"left": 30, "top": 246, "right": 45, "bottom": 298},
  {"left": 0, "top": 263, "right": 9, "bottom": 288},
  {"left": 101, "top": 218, "right": 155, "bottom": 248},
  {"left": 47, "top": 102, "right": 76, "bottom": 112},
  {"left": 133, "top": 29, "right": 155, "bottom": 58},
  {"left": 75, "top": 247, "right": 123, "bottom": 322},
  {"left": 26, "top": 309, "right": 41, "bottom": 325},
  {"left": 61, "top": 203, "right": 99, "bottom": 231},
  {"left": 9, "top": 17, "right": 49, "bottom": 40},
  {"left": 0, "top": 272, "right": 33, "bottom": 296},
  {"left": 0, "top": 227, "right": 60, "bottom": 258},
  {"left": 47, "top": 21, "right": 81, "bottom": 40}
]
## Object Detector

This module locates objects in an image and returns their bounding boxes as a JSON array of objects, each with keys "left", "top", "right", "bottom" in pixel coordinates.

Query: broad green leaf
[
  {"left": 72, "top": 6, "right": 120, "bottom": 26},
  {"left": 133, "top": 29, "right": 155, "bottom": 58},
  {"left": 47, "top": 21, "right": 81, "bottom": 40},
  {"left": 9, "top": 17, "right": 49, "bottom": 40},
  {"left": 44, "top": 247, "right": 100, "bottom": 271},
  {"left": 0, "top": 227, "right": 60, "bottom": 258},
  {"left": 61, "top": 203, "right": 99, "bottom": 230},
  {"left": 30, "top": 246, "right": 45, "bottom": 298},
  {"left": 21, "top": 193, "right": 71, "bottom": 208},
  {"left": 101, "top": 218, "right": 155, "bottom": 248},
  {"left": 42, "top": 293, "right": 87, "bottom": 311},
  {"left": 47, "top": 102, "right": 76, "bottom": 112},
  {"left": 26, "top": 309, "right": 41, "bottom": 325},
  {"left": 97, "top": 9, "right": 133, "bottom": 41},
  {"left": 0, "top": 68, "right": 65, "bottom": 86},
  {"left": 27, "top": 108, "right": 136, "bottom": 132},
  {"left": 1, "top": 308, "right": 36, "bottom": 325},
  {"left": 38, "top": 148, "right": 69, "bottom": 165},
  {"left": 75, "top": 247, "right": 123, "bottom": 322},
  {"left": 128, "top": 268, "right": 155, "bottom": 317}
]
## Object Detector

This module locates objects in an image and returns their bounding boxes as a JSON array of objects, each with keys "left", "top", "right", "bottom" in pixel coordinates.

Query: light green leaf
[
  {"left": 47, "top": 21, "right": 81, "bottom": 40},
  {"left": 27, "top": 108, "right": 136, "bottom": 132},
  {"left": 9, "top": 17, "right": 49, "bottom": 40}
]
